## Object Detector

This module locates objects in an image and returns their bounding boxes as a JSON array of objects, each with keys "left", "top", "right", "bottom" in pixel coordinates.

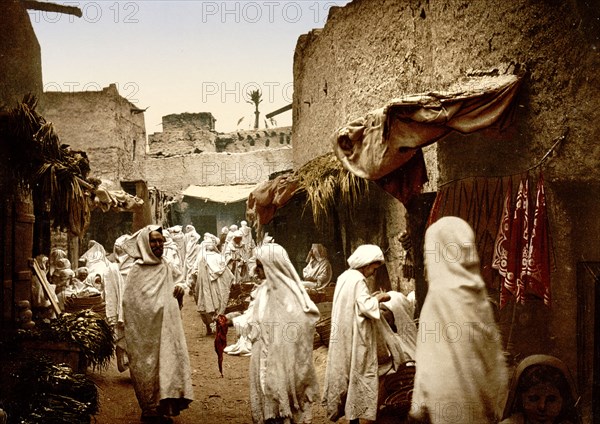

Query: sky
[{"left": 28, "top": 0, "right": 352, "bottom": 134}]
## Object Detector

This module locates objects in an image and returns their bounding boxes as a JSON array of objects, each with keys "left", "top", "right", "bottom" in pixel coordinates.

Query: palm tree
[{"left": 246, "top": 89, "right": 262, "bottom": 129}]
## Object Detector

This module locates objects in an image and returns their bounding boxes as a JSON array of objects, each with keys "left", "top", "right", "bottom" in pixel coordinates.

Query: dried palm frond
[
  {"left": 294, "top": 152, "right": 369, "bottom": 227},
  {"left": 0, "top": 95, "right": 92, "bottom": 236}
]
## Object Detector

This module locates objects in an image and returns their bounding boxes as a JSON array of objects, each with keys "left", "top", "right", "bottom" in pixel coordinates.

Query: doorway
[
  {"left": 191, "top": 215, "right": 217, "bottom": 238},
  {"left": 577, "top": 261, "right": 600, "bottom": 421}
]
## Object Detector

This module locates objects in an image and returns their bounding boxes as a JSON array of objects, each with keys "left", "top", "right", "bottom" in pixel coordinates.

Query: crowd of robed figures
[{"left": 31, "top": 216, "right": 582, "bottom": 424}]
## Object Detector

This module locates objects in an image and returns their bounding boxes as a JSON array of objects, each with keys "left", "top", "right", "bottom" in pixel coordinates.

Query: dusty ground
[{"left": 89, "top": 296, "right": 348, "bottom": 424}]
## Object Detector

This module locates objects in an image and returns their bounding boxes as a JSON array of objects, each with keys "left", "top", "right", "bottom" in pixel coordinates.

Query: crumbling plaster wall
[
  {"left": 292, "top": 0, "right": 600, "bottom": 390},
  {"left": 38, "top": 84, "right": 147, "bottom": 184},
  {"left": 144, "top": 148, "right": 293, "bottom": 194}
]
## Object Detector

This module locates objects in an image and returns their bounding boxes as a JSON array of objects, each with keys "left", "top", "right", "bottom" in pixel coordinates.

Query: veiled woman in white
[
  {"left": 409, "top": 216, "right": 507, "bottom": 423},
  {"left": 122, "top": 225, "right": 193, "bottom": 422},
  {"left": 195, "top": 239, "right": 234, "bottom": 335},
  {"left": 249, "top": 243, "right": 320, "bottom": 424},
  {"left": 80, "top": 240, "right": 111, "bottom": 292}
]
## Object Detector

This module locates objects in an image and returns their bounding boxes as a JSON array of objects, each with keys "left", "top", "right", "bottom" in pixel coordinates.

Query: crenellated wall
[{"left": 148, "top": 111, "right": 292, "bottom": 157}]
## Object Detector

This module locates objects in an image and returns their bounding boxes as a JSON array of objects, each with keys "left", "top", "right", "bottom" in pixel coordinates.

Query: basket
[
  {"left": 224, "top": 300, "right": 249, "bottom": 314},
  {"left": 64, "top": 295, "right": 106, "bottom": 317},
  {"left": 313, "top": 330, "right": 322, "bottom": 350},
  {"left": 308, "top": 286, "right": 335, "bottom": 304},
  {"left": 315, "top": 316, "right": 332, "bottom": 347},
  {"left": 381, "top": 361, "right": 416, "bottom": 417}
]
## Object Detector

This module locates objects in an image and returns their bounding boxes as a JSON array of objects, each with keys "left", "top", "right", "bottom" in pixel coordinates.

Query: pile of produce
[
  {"left": 17, "top": 309, "right": 114, "bottom": 370},
  {"left": 5, "top": 358, "right": 99, "bottom": 424}
]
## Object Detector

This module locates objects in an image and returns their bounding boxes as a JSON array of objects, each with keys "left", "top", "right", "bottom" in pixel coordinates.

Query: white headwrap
[
  {"left": 122, "top": 225, "right": 163, "bottom": 265},
  {"left": 347, "top": 244, "right": 384, "bottom": 269}
]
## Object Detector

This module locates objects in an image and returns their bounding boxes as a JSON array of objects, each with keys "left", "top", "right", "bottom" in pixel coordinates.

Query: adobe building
[
  {"left": 146, "top": 111, "right": 294, "bottom": 235},
  {"left": 38, "top": 83, "right": 147, "bottom": 184},
  {"left": 291, "top": 0, "right": 600, "bottom": 420},
  {"left": 38, "top": 84, "right": 152, "bottom": 251},
  {"left": 145, "top": 111, "right": 293, "bottom": 193}
]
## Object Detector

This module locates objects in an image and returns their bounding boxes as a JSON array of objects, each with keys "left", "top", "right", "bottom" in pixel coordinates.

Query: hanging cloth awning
[
  {"left": 92, "top": 184, "right": 144, "bottom": 212},
  {"left": 246, "top": 174, "right": 299, "bottom": 225},
  {"left": 333, "top": 73, "right": 523, "bottom": 203},
  {"left": 182, "top": 184, "right": 258, "bottom": 204}
]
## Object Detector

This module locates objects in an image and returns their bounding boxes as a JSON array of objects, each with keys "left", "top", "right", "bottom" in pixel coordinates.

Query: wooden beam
[
  {"left": 265, "top": 104, "right": 292, "bottom": 119},
  {"left": 22, "top": 0, "right": 82, "bottom": 17}
]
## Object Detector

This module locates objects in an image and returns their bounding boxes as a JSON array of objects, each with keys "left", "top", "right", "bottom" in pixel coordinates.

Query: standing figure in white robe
[
  {"left": 240, "top": 220, "right": 256, "bottom": 254},
  {"left": 225, "top": 224, "right": 238, "bottom": 244},
  {"left": 249, "top": 243, "right": 320, "bottom": 424},
  {"left": 80, "top": 240, "right": 111, "bottom": 298},
  {"left": 183, "top": 225, "right": 201, "bottom": 288},
  {"left": 195, "top": 241, "right": 234, "bottom": 335},
  {"left": 122, "top": 225, "right": 193, "bottom": 422},
  {"left": 162, "top": 230, "right": 182, "bottom": 274},
  {"left": 224, "top": 230, "right": 249, "bottom": 284},
  {"left": 322, "top": 244, "right": 390, "bottom": 423},
  {"left": 167, "top": 225, "right": 186, "bottom": 266},
  {"left": 409, "top": 216, "right": 507, "bottom": 423},
  {"left": 225, "top": 266, "right": 265, "bottom": 357},
  {"left": 112, "top": 234, "right": 135, "bottom": 372}
]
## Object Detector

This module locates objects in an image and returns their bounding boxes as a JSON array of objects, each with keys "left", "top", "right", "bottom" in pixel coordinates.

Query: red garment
[
  {"left": 521, "top": 173, "right": 552, "bottom": 306},
  {"left": 500, "top": 177, "right": 529, "bottom": 307},
  {"left": 214, "top": 314, "right": 229, "bottom": 377}
]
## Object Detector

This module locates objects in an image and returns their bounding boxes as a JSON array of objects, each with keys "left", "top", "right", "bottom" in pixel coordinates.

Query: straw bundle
[{"left": 294, "top": 153, "right": 369, "bottom": 228}]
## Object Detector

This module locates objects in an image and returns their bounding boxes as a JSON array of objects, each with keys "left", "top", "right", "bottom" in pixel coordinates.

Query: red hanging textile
[
  {"left": 517, "top": 178, "right": 531, "bottom": 302},
  {"left": 499, "top": 176, "right": 530, "bottom": 307},
  {"left": 492, "top": 180, "right": 512, "bottom": 283},
  {"left": 427, "top": 176, "right": 508, "bottom": 291},
  {"left": 521, "top": 173, "right": 552, "bottom": 306}
]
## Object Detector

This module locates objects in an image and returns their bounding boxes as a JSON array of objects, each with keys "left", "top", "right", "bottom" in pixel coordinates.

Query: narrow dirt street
[{"left": 89, "top": 295, "right": 339, "bottom": 424}]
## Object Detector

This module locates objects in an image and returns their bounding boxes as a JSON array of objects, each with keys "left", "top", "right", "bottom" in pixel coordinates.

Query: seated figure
[{"left": 302, "top": 243, "right": 333, "bottom": 290}]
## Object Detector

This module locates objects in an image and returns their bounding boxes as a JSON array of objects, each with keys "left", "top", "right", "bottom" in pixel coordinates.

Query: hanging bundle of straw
[{"left": 294, "top": 153, "right": 369, "bottom": 227}]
